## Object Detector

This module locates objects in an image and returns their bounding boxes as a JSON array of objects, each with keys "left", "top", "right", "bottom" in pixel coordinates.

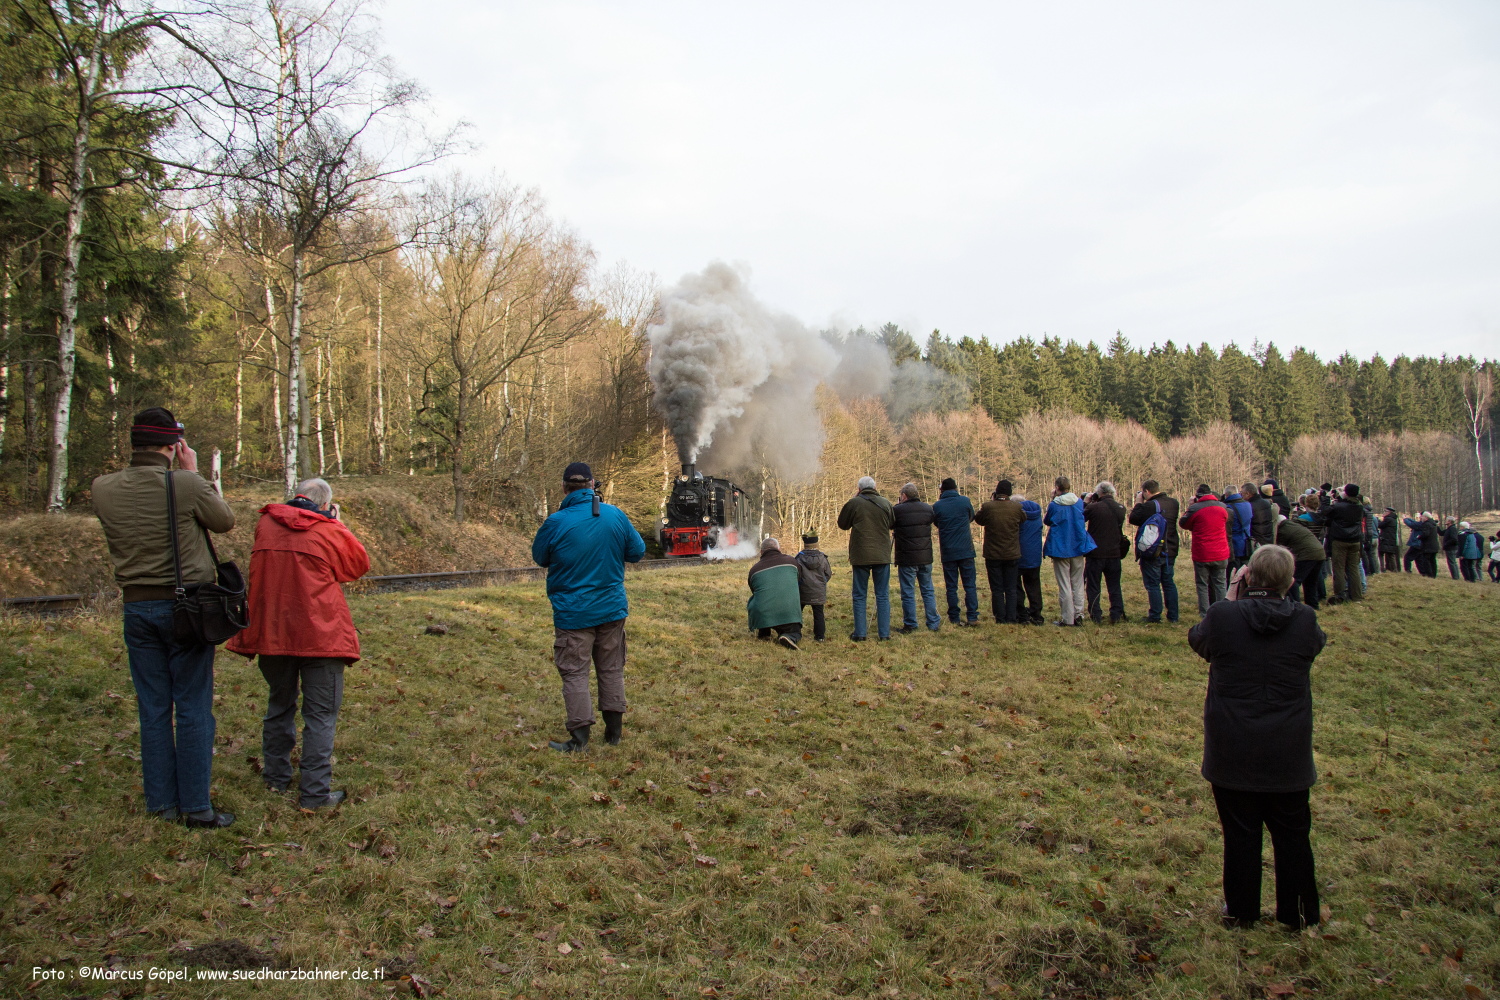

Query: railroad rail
[{"left": 1, "top": 556, "right": 712, "bottom": 617}]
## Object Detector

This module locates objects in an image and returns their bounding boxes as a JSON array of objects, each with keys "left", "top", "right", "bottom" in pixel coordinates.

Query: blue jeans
[
  {"left": 942, "top": 558, "right": 979, "bottom": 622},
  {"left": 898, "top": 564, "right": 941, "bottom": 630},
  {"left": 1139, "top": 553, "right": 1179, "bottom": 623},
  {"left": 850, "top": 563, "right": 892, "bottom": 639},
  {"left": 123, "top": 601, "right": 217, "bottom": 814}
]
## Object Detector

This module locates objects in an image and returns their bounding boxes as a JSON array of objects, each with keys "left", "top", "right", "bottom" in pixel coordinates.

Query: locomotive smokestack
[{"left": 680, "top": 462, "right": 696, "bottom": 480}]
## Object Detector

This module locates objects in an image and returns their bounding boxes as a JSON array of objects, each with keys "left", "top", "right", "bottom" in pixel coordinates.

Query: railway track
[{"left": 2, "top": 556, "right": 711, "bottom": 617}]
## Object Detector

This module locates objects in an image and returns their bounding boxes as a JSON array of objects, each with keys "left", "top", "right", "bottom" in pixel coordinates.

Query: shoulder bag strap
[{"left": 165, "top": 470, "right": 185, "bottom": 598}]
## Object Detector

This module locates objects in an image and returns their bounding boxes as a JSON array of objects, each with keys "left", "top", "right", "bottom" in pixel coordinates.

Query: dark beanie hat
[
  {"left": 939, "top": 477, "right": 957, "bottom": 492},
  {"left": 563, "top": 462, "right": 592, "bottom": 482},
  {"left": 801, "top": 532, "right": 818, "bottom": 544},
  {"left": 131, "top": 407, "right": 182, "bottom": 449},
  {"left": 1262, "top": 477, "right": 1278, "bottom": 488},
  {"left": 995, "top": 479, "right": 1013, "bottom": 495},
  {"left": 1344, "top": 483, "right": 1359, "bottom": 497}
]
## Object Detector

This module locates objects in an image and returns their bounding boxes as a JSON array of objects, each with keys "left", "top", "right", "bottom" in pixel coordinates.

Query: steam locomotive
[{"left": 658, "top": 464, "right": 752, "bottom": 557}]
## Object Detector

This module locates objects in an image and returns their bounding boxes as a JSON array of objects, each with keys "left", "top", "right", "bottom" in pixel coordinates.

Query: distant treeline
[{"left": 0, "top": 0, "right": 1493, "bottom": 526}]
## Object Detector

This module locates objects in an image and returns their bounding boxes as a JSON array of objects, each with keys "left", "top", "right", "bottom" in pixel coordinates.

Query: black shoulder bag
[{"left": 166, "top": 470, "right": 249, "bottom": 645}]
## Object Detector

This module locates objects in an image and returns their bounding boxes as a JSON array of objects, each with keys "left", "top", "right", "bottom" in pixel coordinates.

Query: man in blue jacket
[
  {"left": 931, "top": 477, "right": 979, "bottom": 626},
  {"left": 1016, "top": 491, "right": 1045, "bottom": 625},
  {"left": 532, "top": 462, "right": 646, "bottom": 752}
]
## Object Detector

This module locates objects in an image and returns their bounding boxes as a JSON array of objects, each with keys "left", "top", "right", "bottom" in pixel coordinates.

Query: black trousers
[
  {"left": 1017, "top": 566, "right": 1044, "bottom": 623},
  {"left": 1418, "top": 553, "right": 1438, "bottom": 578},
  {"left": 801, "top": 604, "right": 826, "bottom": 640},
  {"left": 1084, "top": 555, "right": 1125, "bottom": 622},
  {"left": 757, "top": 623, "right": 802, "bottom": 642},
  {"left": 985, "top": 557, "right": 1020, "bottom": 622},
  {"left": 1380, "top": 551, "right": 1399, "bottom": 573},
  {"left": 1290, "top": 559, "right": 1321, "bottom": 608},
  {"left": 1212, "top": 785, "right": 1319, "bottom": 928}
]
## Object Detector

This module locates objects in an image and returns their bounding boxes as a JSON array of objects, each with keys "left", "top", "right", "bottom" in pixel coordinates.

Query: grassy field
[{"left": 1, "top": 560, "right": 1496, "bottom": 999}]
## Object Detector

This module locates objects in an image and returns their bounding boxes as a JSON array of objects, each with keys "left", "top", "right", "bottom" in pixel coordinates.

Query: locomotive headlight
[{"left": 702, "top": 516, "right": 710, "bottom": 522}]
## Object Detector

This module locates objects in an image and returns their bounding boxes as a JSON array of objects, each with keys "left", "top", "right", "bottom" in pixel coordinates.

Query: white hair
[
  {"left": 296, "top": 478, "right": 333, "bottom": 508},
  {"left": 1460, "top": 521, "right": 1470, "bottom": 529},
  {"left": 857, "top": 476, "right": 876, "bottom": 491},
  {"left": 1095, "top": 481, "right": 1115, "bottom": 497},
  {"left": 761, "top": 535, "right": 780, "bottom": 551}
]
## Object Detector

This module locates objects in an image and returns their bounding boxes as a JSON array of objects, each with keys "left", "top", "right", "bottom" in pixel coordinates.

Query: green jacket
[
  {"left": 92, "top": 451, "right": 236, "bottom": 601},
  {"left": 837, "top": 488, "right": 896, "bottom": 566},
  {"left": 747, "top": 551, "right": 803, "bottom": 630},
  {"left": 1273, "top": 515, "right": 1326, "bottom": 564},
  {"left": 974, "top": 497, "right": 1025, "bottom": 560}
]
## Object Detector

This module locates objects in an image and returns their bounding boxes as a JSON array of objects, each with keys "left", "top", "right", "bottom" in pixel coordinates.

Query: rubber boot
[
  {"left": 548, "top": 725, "right": 590, "bottom": 753},
  {"left": 602, "top": 711, "right": 623, "bottom": 746}
]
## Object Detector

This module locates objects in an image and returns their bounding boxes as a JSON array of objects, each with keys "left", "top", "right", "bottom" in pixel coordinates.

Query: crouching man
[
  {"left": 532, "top": 463, "right": 646, "bottom": 752},
  {"left": 226, "top": 478, "right": 370, "bottom": 810},
  {"left": 748, "top": 537, "right": 803, "bottom": 649}
]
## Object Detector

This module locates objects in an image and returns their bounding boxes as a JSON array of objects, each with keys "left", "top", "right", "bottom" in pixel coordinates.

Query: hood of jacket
[
  {"left": 1240, "top": 594, "right": 1300, "bottom": 634},
  {"left": 939, "top": 489, "right": 962, "bottom": 501},
  {"left": 1052, "top": 492, "right": 1080, "bottom": 505},
  {"left": 1224, "top": 492, "right": 1243, "bottom": 503},
  {"left": 264, "top": 502, "right": 334, "bottom": 531}
]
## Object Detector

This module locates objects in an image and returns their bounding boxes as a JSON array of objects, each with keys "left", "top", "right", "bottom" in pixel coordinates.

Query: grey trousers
[
  {"left": 554, "top": 618, "right": 627, "bottom": 732},
  {"left": 259, "top": 655, "right": 345, "bottom": 807},
  {"left": 1194, "top": 560, "right": 1228, "bottom": 614}
]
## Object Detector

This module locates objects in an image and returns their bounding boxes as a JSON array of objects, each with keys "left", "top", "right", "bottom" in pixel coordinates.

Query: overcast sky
[{"left": 379, "top": 1, "right": 1498, "bottom": 361}]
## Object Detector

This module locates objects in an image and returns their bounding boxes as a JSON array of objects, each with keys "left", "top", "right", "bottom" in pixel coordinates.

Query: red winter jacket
[
  {"left": 1178, "top": 494, "right": 1233, "bottom": 563},
  {"left": 226, "top": 504, "right": 371, "bottom": 662}
]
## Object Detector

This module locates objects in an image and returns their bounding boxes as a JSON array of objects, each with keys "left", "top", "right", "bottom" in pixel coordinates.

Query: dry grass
[
  {"left": 1, "top": 561, "right": 1497, "bottom": 999},
  {"left": 0, "top": 474, "right": 531, "bottom": 599}
]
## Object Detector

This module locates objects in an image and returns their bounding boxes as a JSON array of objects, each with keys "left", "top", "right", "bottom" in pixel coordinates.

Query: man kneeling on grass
[
  {"left": 531, "top": 463, "right": 646, "bottom": 752},
  {"left": 748, "top": 536, "right": 803, "bottom": 649},
  {"left": 227, "top": 478, "right": 370, "bottom": 811}
]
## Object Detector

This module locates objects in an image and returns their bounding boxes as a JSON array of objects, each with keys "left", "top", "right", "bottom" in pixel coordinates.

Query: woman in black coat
[{"left": 1188, "top": 544, "right": 1326, "bottom": 929}]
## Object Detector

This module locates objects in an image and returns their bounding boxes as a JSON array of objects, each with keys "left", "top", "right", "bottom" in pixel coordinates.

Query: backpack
[{"left": 1135, "top": 500, "right": 1167, "bottom": 560}]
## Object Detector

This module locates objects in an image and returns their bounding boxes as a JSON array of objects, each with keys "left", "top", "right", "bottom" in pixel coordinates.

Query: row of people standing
[
  {"left": 1390, "top": 511, "right": 1493, "bottom": 582},
  {"left": 828, "top": 474, "right": 1420, "bottom": 638}
]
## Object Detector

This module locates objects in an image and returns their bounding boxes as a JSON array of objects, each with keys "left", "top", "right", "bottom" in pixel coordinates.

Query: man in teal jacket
[{"left": 532, "top": 462, "right": 646, "bottom": 752}]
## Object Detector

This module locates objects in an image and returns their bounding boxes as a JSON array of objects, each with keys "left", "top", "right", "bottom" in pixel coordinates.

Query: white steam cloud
[{"left": 647, "top": 261, "right": 969, "bottom": 481}]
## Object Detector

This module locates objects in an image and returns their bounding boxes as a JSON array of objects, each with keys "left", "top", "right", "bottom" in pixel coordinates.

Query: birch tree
[{"left": 214, "top": 0, "right": 455, "bottom": 496}]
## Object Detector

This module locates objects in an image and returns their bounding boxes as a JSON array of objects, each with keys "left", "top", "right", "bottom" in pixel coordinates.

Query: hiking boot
[
  {"left": 548, "top": 725, "right": 591, "bottom": 753},
  {"left": 603, "top": 711, "right": 624, "bottom": 745},
  {"left": 181, "top": 808, "right": 235, "bottom": 829},
  {"left": 897, "top": 625, "right": 918, "bottom": 635},
  {"left": 301, "top": 790, "right": 346, "bottom": 810},
  {"left": 849, "top": 633, "right": 867, "bottom": 642},
  {"left": 777, "top": 634, "right": 800, "bottom": 651}
]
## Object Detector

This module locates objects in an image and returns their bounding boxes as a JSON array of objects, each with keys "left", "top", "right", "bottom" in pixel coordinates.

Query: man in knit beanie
[{"left": 93, "top": 408, "right": 237, "bottom": 827}]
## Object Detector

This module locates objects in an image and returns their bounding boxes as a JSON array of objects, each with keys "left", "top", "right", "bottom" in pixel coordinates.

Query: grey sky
[{"left": 380, "top": 1, "right": 1499, "bottom": 360}]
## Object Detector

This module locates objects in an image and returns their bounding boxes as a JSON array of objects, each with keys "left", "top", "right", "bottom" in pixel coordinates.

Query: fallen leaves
[{"left": 694, "top": 855, "right": 718, "bottom": 868}]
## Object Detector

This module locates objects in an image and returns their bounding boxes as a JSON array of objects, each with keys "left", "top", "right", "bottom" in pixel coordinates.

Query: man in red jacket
[
  {"left": 1179, "top": 484, "right": 1233, "bottom": 618},
  {"left": 227, "top": 478, "right": 370, "bottom": 809}
]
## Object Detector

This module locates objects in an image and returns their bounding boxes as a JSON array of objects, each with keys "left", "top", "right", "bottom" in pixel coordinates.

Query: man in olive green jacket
[
  {"left": 93, "top": 407, "right": 236, "bottom": 828},
  {"left": 837, "top": 476, "right": 895, "bottom": 641},
  {"left": 975, "top": 480, "right": 1026, "bottom": 623}
]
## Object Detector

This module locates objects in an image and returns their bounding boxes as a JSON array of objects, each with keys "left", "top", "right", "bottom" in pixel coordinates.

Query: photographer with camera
[
  {"left": 226, "top": 478, "right": 370, "bottom": 810},
  {"left": 93, "top": 408, "right": 236, "bottom": 827}
]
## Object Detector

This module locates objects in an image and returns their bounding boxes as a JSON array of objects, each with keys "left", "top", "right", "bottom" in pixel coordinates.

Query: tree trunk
[
  {"left": 233, "top": 327, "right": 244, "bottom": 467},
  {"left": 47, "top": 28, "right": 103, "bottom": 512},
  {"left": 23, "top": 359, "right": 39, "bottom": 504},
  {"left": 328, "top": 341, "right": 344, "bottom": 475},
  {"left": 452, "top": 386, "right": 466, "bottom": 523},
  {"left": 0, "top": 254, "right": 10, "bottom": 467},
  {"left": 373, "top": 259, "right": 386, "bottom": 472},
  {"left": 103, "top": 336, "right": 118, "bottom": 462},
  {"left": 285, "top": 251, "right": 304, "bottom": 496},
  {"left": 314, "top": 337, "right": 326, "bottom": 473}
]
